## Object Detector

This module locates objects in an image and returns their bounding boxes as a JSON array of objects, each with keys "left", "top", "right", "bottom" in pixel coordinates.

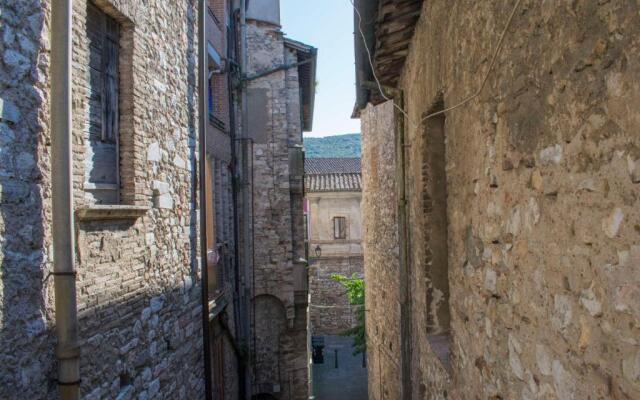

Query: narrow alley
[{"left": 0, "top": 0, "right": 639, "bottom": 399}]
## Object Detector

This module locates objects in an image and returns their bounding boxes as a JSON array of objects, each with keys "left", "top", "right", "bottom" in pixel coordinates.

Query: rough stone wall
[
  {"left": 247, "top": 20, "right": 295, "bottom": 316},
  {"left": 360, "top": 101, "right": 403, "bottom": 400},
  {"left": 309, "top": 256, "right": 363, "bottom": 336},
  {"left": 246, "top": 19, "right": 308, "bottom": 400},
  {"left": 0, "top": 1, "right": 54, "bottom": 397},
  {"left": 1, "top": 0, "right": 206, "bottom": 398},
  {"left": 363, "top": 1, "right": 640, "bottom": 399}
]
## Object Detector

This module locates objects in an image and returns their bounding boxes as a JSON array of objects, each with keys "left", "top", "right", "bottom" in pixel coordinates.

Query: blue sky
[{"left": 281, "top": 0, "right": 361, "bottom": 137}]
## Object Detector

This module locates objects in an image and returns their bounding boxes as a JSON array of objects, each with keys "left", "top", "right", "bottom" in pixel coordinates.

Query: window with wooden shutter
[
  {"left": 85, "top": 3, "right": 120, "bottom": 204},
  {"left": 333, "top": 216, "right": 347, "bottom": 240}
]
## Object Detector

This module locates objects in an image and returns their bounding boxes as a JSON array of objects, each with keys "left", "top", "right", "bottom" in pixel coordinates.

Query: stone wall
[
  {"left": 0, "top": 0, "right": 206, "bottom": 398},
  {"left": 309, "top": 256, "right": 363, "bottom": 336},
  {"left": 0, "top": 1, "right": 53, "bottom": 397},
  {"left": 361, "top": 1, "right": 640, "bottom": 399},
  {"left": 245, "top": 18, "right": 309, "bottom": 400},
  {"left": 360, "top": 101, "right": 403, "bottom": 400}
]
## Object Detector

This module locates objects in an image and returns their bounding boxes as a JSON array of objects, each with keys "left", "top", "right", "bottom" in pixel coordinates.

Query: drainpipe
[
  {"left": 238, "top": 1, "right": 255, "bottom": 398},
  {"left": 198, "top": 0, "right": 214, "bottom": 399},
  {"left": 242, "top": 58, "right": 314, "bottom": 82},
  {"left": 394, "top": 91, "right": 413, "bottom": 400},
  {"left": 51, "top": 1, "right": 80, "bottom": 399},
  {"left": 228, "top": 7, "right": 247, "bottom": 400}
]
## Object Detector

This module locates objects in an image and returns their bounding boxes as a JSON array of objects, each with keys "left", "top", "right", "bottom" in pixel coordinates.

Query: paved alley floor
[{"left": 311, "top": 336, "right": 368, "bottom": 400}]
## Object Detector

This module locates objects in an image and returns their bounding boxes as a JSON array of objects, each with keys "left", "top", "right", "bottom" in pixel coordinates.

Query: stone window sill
[{"left": 76, "top": 205, "right": 150, "bottom": 221}]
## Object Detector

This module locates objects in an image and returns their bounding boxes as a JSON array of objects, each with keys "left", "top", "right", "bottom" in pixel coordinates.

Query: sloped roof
[
  {"left": 285, "top": 38, "right": 317, "bottom": 132},
  {"left": 305, "top": 158, "right": 361, "bottom": 174},
  {"left": 306, "top": 173, "right": 362, "bottom": 192},
  {"left": 353, "top": 0, "right": 425, "bottom": 115},
  {"left": 305, "top": 158, "right": 362, "bottom": 192}
]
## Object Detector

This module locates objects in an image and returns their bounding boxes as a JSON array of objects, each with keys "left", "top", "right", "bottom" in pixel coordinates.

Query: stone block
[
  {"left": 602, "top": 208, "right": 624, "bottom": 238},
  {"left": 0, "top": 98, "right": 20, "bottom": 124},
  {"left": 147, "top": 142, "right": 161, "bottom": 162},
  {"left": 539, "top": 144, "right": 563, "bottom": 166}
]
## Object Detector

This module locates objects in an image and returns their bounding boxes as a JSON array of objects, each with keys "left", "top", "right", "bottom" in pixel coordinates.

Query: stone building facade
[
  {"left": 1, "top": 0, "right": 316, "bottom": 399},
  {"left": 305, "top": 158, "right": 363, "bottom": 336},
  {"left": 355, "top": 0, "right": 640, "bottom": 399},
  {"left": 241, "top": 2, "right": 317, "bottom": 397},
  {"left": 1, "top": 0, "right": 206, "bottom": 398},
  {"left": 204, "top": 0, "right": 243, "bottom": 399}
]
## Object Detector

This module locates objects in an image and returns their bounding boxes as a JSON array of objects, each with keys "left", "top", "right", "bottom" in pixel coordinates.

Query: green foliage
[
  {"left": 304, "top": 133, "right": 361, "bottom": 158},
  {"left": 331, "top": 273, "right": 366, "bottom": 355}
]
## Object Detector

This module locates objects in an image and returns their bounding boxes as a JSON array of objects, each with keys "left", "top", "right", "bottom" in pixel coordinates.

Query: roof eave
[
  {"left": 285, "top": 38, "right": 318, "bottom": 132},
  {"left": 352, "top": 0, "right": 378, "bottom": 118},
  {"left": 305, "top": 48, "right": 317, "bottom": 131}
]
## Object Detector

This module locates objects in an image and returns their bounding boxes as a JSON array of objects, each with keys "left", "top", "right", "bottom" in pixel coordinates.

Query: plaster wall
[{"left": 307, "top": 191, "right": 362, "bottom": 257}]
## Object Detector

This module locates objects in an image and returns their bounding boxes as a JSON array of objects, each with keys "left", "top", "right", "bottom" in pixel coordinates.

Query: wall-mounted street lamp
[{"left": 315, "top": 245, "right": 322, "bottom": 258}]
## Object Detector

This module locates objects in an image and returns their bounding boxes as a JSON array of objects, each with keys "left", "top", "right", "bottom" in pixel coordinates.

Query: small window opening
[
  {"left": 85, "top": 2, "right": 121, "bottom": 204},
  {"left": 423, "top": 99, "right": 452, "bottom": 373},
  {"left": 333, "top": 216, "right": 347, "bottom": 239}
]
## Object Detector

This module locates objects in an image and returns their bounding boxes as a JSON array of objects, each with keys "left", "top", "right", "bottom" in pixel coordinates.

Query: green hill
[{"left": 304, "top": 133, "right": 361, "bottom": 158}]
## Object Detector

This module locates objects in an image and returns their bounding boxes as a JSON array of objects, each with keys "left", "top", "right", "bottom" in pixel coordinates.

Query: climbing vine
[{"left": 331, "top": 273, "right": 366, "bottom": 355}]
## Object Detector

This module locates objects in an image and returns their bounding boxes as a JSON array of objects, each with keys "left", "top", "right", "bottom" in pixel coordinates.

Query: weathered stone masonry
[
  {"left": 309, "top": 256, "right": 363, "bottom": 336},
  {"left": 358, "top": 1, "right": 640, "bottom": 399},
  {"left": 1, "top": 0, "right": 206, "bottom": 398},
  {"left": 243, "top": 11, "right": 315, "bottom": 400}
]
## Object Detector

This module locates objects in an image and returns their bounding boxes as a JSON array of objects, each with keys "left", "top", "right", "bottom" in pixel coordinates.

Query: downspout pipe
[
  {"left": 366, "top": 81, "right": 413, "bottom": 400},
  {"left": 51, "top": 1, "right": 80, "bottom": 399},
  {"left": 238, "top": 1, "right": 254, "bottom": 398},
  {"left": 242, "top": 58, "right": 314, "bottom": 82},
  {"left": 227, "top": 8, "right": 246, "bottom": 400},
  {"left": 198, "top": 0, "right": 214, "bottom": 399},
  {"left": 395, "top": 92, "right": 413, "bottom": 400}
]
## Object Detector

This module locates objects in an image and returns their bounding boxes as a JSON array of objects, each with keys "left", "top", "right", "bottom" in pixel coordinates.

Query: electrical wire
[{"left": 350, "top": 0, "right": 523, "bottom": 128}]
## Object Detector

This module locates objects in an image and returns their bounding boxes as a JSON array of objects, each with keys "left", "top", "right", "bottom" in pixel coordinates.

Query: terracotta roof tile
[
  {"left": 304, "top": 158, "right": 361, "bottom": 174},
  {"left": 305, "top": 158, "right": 362, "bottom": 192}
]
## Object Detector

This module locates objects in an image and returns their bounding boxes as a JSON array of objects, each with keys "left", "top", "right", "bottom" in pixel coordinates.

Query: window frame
[
  {"left": 333, "top": 216, "right": 347, "bottom": 240},
  {"left": 85, "top": 2, "right": 121, "bottom": 204}
]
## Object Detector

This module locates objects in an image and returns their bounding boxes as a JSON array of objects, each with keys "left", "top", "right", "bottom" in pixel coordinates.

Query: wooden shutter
[
  {"left": 86, "top": 3, "right": 120, "bottom": 203},
  {"left": 103, "top": 16, "right": 119, "bottom": 142}
]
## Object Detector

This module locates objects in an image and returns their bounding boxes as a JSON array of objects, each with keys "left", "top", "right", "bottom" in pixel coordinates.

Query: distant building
[
  {"left": 242, "top": 1, "right": 317, "bottom": 398},
  {"left": 305, "top": 158, "right": 363, "bottom": 336}
]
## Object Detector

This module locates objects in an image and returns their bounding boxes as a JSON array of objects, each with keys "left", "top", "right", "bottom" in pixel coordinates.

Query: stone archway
[{"left": 253, "top": 295, "right": 287, "bottom": 394}]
